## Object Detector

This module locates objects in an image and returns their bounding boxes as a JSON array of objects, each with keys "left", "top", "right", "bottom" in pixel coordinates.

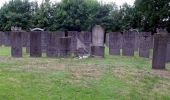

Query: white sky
[{"left": 0, "top": 0, "right": 135, "bottom": 7}]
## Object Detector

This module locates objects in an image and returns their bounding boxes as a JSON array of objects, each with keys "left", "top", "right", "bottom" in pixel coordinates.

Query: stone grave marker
[
  {"left": 108, "top": 32, "right": 121, "bottom": 55},
  {"left": 30, "top": 31, "right": 42, "bottom": 57},
  {"left": 166, "top": 34, "right": 170, "bottom": 62},
  {"left": 68, "top": 31, "right": 78, "bottom": 54},
  {"left": 152, "top": 29, "right": 168, "bottom": 69},
  {"left": 11, "top": 31, "right": 22, "bottom": 57},
  {"left": 122, "top": 31, "right": 135, "bottom": 56},
  {"left": 139, "top": 32, "right": 152, "bottom": 58},
  {"left": 59, "top": 37, "right": 71, "bottom": 57},
  {"left": 91, "top": 25, "right": 105, "bottom": 57}
]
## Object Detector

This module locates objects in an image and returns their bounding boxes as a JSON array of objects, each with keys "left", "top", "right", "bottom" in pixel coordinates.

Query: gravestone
[
  {"left": 122, "top": 31, "right": 135, "bottom": 56},
  {"left": 11, "top": 32, "right": 22, "bottom": 57},
  {"left": 4, "top": 32, "right": 11, "bottom": 46},
  {"left": 30, "top": 31, "right": 42, "bottom": 57},
  {"left": 59, "top": 37, "right": 71, "bottom": 57},
  {"left": 134, "top": 32, "right": 140, "bottom": 50},
  {"left": 166, "top": 34, "right": 170, "bottom": 62},
  {"left": 0, "top": 32, "right": 3, "bottom": 46},
  {"left": 91, "top": 25, "right": 105, "bottom": 57},
  {"left": 41, "top": 31, "right": 48, "bottom": 52},
  {"left": 139, "top": 32, "right": 152, "bottom": 58},
  {"left": 152, "top": 30, "right": 168, "bottom": 69},
  {"left": 26, "top": 32, "right": 30, "bottom": 53},
  {"left": 46, "top": 32, "right": 65, "bottom": 57},
  {"left": 75, "top": 31, "right": 92, "bottom": 57},
  {"left": 68, "top": 31, "right": 78, "bottom": 54},
  {"left": 108, "top": 32, "right": 121, "bottom": 55}
]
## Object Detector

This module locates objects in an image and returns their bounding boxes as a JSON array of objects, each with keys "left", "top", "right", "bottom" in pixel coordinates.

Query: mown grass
[{"left": 0, "top": 46, "right": 170, "bottom": 100}]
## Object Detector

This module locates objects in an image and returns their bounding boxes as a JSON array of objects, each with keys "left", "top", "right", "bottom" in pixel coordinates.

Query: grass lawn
[{"left": 0, "top": 46, "right": 170, "bottom": 100}]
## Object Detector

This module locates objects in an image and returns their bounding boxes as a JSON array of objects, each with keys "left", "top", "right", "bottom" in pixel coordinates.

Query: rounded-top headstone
[{"left": 92, "top": 25, "right": 104, "bottom": 46}]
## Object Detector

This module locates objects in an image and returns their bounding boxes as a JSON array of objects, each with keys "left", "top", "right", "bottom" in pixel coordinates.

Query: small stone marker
[
  {"left": 122, "top": 31, "right": 135, "bottom": 56},
  {"left": 59, "top": 37, "right": 71, "bottom": 57},
  {"left": 108, "top": 32, "right": 121, "bottom": 55},
  {"left": 11, "top": 31, "right": 22, "bottom": 57},
  {"left": 139, "top": 32, "right": 152, "bottom": 58},
  {"left": 166, "top": 34, "right": 170, "bottom": 62},
  {"left": 152, "top": 29, "right": 168, "bottom": 69},
  {"left": 91, "top": 25, "right": 105, "bottom": 57},
  {"left": 30, "top": 31, "right": 42, "bottom": 57}
]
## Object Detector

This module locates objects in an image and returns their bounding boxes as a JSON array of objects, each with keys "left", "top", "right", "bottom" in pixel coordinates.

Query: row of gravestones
[
  {"left": 8, "top": 31, "right": 93, "bottom": 58},
  {"left": 107, "top": 32, "right": 153, "bottom": 58}
]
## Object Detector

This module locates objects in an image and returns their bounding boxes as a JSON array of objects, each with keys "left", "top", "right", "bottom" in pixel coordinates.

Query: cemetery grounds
[{"left": 0, "top": 46, "right": 170, "bottom": 100}]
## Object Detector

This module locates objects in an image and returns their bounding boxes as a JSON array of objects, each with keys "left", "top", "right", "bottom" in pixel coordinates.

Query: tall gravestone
[
  {"left": 0, "top": 32, "right": 3, "bottom": 46},
  {"left": 122, "top": 31, "right": 135, "bottom": 56},
  {"left": 166, "top": 34, "right": 170, "bottom": 62},
  {"left": 139, "top": 32, "right": 152, "bottom": 58},
  {"left": 91, "top": 25, "right": 105, "bottom": 57},
  {"left": 26, "top": 32, "right": 30, "bottom": 53},
  {"left": 11, "top": 31, "right": 22, "bottom": 57},
  {"left": 47, "top": 32, "right": 65, "bottom": 57},
  {"left": 68, "top": 31, "right": 78, "bottom": 55},
  {"left": 77, "top": 31, "right": 92, "bottom": 55},
  {"left": 152, "top": 30, "right": 168, "bottom": 69},
  {"left": 134, "top": 32, "right": 140, "bottom": 50},
  {"left": 30, "top": 29, "right": 42, "bottom": 57},
  {"left": 108, "top": 32, "right": 121, "bottom": 55},
  {"left": 41, "top": 31, "right": 48, "bottom": 52},
  {"left": 59, "top": 37, "right": 71, "bottom": 57}
]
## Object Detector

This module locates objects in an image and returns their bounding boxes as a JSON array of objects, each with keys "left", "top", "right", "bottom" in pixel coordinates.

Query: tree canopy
[{"left": 0, "top": 0, "right": 169, "bottom": 33}]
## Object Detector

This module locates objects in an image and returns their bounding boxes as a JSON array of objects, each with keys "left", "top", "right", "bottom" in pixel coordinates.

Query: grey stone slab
[
  {"left": 122, "top": 31, "right": 135, "bottom": 56},
  {"left": 91, "top": 46, "right": 105, "bottom": 57},
  {"left": 30, "top": 31, "right": 42, "bottom": 57},
  {"left": 59, "top": 37, "right": 71, "bottom": 57},
  {"left": 108, "top": 32, "right": 121, "bottom": 55},
  {"left": 92, "top": 25, "right": 104, "bottom": 46},
  {"left": 152, "top": 34, "right": 168, "bottom": 69},
  {"left": 11, "top": 32, "right": 22, "bottom": 57}
]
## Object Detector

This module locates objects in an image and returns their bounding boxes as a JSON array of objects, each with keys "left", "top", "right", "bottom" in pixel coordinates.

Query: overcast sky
[{"left": 0, "top": 0, "right": 135, "bottom": 7}]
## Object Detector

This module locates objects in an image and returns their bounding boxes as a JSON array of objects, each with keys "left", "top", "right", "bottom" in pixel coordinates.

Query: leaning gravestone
[
  {"left": 30, "top": 28, "right": 43, "bottom": 57},
  {"left": 59, "top": 37, "right": 71, "bottom": 57},
  {"left": 152, "top": 29, "right": 168, "bottom": 69},
  {"left": 91, "top": 25, "right": 105, "bottom": 57},
  {"left": 46, "top": 32, "right": 65, "bottom": 57},
  {"left": 68, "top": 31, "right": 78, "bottom": 55},
  {"left": 139, "top": 32, "right": 152, "bottom": 58},
  {"left": 11, "top": 31, "right": 22, "bottom": 57},
  {"left": 122, "top": 31, "right": 135, "bottom": 56},
  {"left": 166, "top": 34, "right": 170, "bottom": 62},
  {"left": 108, "top": 32, "right": 122, "bottom": 55}
]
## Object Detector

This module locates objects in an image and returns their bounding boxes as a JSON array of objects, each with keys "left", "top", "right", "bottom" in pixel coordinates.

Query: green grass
[{"left": 0, "top": 46, "right": 170, "bottom": 100}]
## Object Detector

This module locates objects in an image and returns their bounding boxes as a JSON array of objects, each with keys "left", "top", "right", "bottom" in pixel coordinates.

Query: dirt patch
[{"left": 151, "top": 69, "right": 170, "bottom": 79}]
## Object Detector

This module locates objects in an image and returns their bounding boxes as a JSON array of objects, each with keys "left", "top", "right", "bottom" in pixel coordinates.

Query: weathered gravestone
[
  {"left": 26, "top": 32, "right": 30, "bottom": 53},
  {"left": 59, "top": 37, "right": 71, "bottom": 57},
  {"left": 68, "top": 31, "right": 78, "bottom": 55},
  {"left": 108, "top": 32, "right": 121, "bottom": 55},
  {"left": 152, "top": 30, "right": 168, "bottom": 69},
  {"left": 11, "top": 32, "right": 22, "bottom": 57},
  {"left": 30, "top": 30, "right": 42, "bottom": 57},
  {"left": 75, "top": 31, "right": 92, "bottom": 57},
  {"left": 47, "top": 32, "right": 65, "bottom": 57},
  {"left": 134, "top": 32, "right": 140, "bottom": 50},
  {"left": 4, "top": 32, "right": 11, "bottom": 46},
  {"left": 91, "top": 25, "right": 105, "bottom": 57},
  {"left": 166, "top": 34, "right": 170, "bottom": 62},
  {"left": 0, "top": 32, "right": 3, "bottom": 46},
  {"left": 139, "top": 32, "right": 152, "bottom": 58},
  {"left": 122, "top": 31, "right": 135, "bottom": 56},
  {"left": 41, "top": 31, "right": 48, "bottom": 52}
]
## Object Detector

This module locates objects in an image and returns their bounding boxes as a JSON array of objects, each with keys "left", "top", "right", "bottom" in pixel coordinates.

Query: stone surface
[
  {"left": 122, "top": 31, "right": 135, "bottom": 56},
  {"left": 4, "top": 32, "right": 11, "bottom": 46},
  {"left": 152, "top": 34, "right": 168, "bottom": 69},
  {"left": 166, "top": 34, "right": 170, "bottom": 62},
  {"left": 139, "top": 32, "right": 152, "bottom": 58},
  {"left": 91, "top": 46, "right": 105, "bottom": 57},
  {"left": 108, "top": 32, "right": 121, "bottom": 55},
  {"left": 11, "top": 32, "right": 22, "bottom": 57},
  {"left": 30, "top": 31, "right": 42, "bottom": 57},
  {"left": 92, "top": 25, "right": 104, "bottom": 46},
  {"left": 105, "top": 33, "right": 109, "bottom": 47},
  {"left": 68, "top": 31, "right": 78, "bottom": 54},
  {"left": 46, "top": 32, "right": 65, "bottom": 57},
  {"left": 41, "top": 31, "right": 48, "bottom": 52},
  {"left": 0, "top": 32, "right": 3, "bottom": 46},
  {"left": 59, "top": 37, "right": 71, "bottom": 57}
]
